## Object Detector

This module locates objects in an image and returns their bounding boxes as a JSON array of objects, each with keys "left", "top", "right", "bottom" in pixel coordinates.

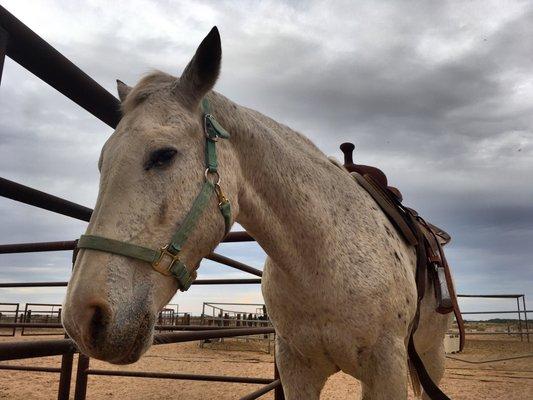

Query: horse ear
[
  {"left": 116, "top": 79, "right": 132, "bottom": 102},
  {"left": 179, "top": 26, "right": 221, "bottom": 107}
]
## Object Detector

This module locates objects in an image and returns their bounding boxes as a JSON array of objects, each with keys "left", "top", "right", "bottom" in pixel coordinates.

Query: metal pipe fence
[
  {"left": 0, "top": 327, "right": 277, "bottom": 361},
  {"left": 20, "top": 303, "right": 62, "bottom": 336},
  {"left": 201, "top": 302, "right": 270, "bottom": 327},
  {"left": 0, "top": 302, "right": 19, "bottom": 336},
  {"left": 0, "top": 6, "right": 284, "bottom": 400},
  {"left": 452, "top": 294, "right": 530, "bottom": 342},
  {"left": 199, "top": 302, "right": 273, "bottom": 353}
]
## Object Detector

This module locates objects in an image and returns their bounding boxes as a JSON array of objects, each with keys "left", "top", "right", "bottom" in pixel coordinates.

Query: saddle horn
[
  {"left": 340, "top": 142, "right": 356, "bottom": 167},
  {"left": 339, "top": 142, "right": 388, "bottom": 188},
  {"left": 339, "top": 141, "right": 402, "bottom": 202}
]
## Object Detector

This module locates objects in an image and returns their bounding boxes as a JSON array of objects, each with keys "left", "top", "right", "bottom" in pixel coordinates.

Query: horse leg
[
  {"left": 275, "top": 336, "right": 332, "bottom": 400},
  {"left": 418, "top": 342, "right": 446, "bottom": 400},
  {"left": 359, "top": 335, "right": 408, "bottom": 400}
]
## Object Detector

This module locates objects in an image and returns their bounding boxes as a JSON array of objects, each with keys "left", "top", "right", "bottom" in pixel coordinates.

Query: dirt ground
[{"left": 0, "top": 334, "right": 532, "bottom": 399}]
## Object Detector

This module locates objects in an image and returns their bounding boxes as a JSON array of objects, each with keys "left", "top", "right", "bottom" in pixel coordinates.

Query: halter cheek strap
[{"left": 77, "top": 99, "right": 232, "bottom": 291}]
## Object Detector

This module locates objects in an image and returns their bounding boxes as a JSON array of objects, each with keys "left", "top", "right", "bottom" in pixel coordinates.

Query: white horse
[{"left": 63, "top": 27, "right": 450, "bottom": 399}]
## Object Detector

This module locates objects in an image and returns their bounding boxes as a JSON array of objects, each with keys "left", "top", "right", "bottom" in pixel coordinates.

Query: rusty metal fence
[{"left": 0, "top": 6, "right": 284, "bottom": 400}]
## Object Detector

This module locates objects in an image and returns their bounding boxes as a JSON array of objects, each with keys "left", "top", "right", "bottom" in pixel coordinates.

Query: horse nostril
[{"left": 87, "top": 304, "right": 110, "bottom": 348}]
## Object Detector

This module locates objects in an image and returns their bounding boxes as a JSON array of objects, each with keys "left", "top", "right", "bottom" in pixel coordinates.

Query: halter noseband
[{"left": 76, "top": 99, "right": 232, "bottom": 291}]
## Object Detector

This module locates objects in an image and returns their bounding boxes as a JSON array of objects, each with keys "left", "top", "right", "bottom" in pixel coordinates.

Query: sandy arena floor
[{"left": 0, "top": 334, "right": 532, "bottom": 399}]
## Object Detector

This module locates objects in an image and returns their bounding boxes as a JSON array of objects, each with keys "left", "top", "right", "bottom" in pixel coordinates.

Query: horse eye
[{"left": 145, "top": 147, "right": 178, "bottom": 170}]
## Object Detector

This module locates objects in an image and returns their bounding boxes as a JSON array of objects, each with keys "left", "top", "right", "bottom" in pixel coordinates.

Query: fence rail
[
  {"left": 0, "top": 278, "right": 262, "bottom": 288},
  {"left": 0, "top": 322, "right": 258, "bottom": 330},
  {"left": 0, "top": 233, "right": 253, "bottom": 255},
  {"left": 0, "top": 5, "right": 121, "bottom": 127}
]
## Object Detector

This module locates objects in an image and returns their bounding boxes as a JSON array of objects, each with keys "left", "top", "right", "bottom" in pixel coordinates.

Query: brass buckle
[{"left": 152, "top": 245, "right": 179, "bottom": 276}]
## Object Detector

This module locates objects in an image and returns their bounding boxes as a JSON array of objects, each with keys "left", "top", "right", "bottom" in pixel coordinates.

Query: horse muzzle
[{"left": 62, "top": 300, "right": 155, "bottom": 364}]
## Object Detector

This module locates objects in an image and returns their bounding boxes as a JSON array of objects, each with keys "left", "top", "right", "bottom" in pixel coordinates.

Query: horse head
[{"left": 62, "top": 27, "right": 241, "bottom": 364}]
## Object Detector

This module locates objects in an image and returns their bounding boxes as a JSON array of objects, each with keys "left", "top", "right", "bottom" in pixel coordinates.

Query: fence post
[
  {"left": 522, "top": 295, "right": 530, "bottom": 343},
  {"left": 22, "top": 309, "right": 31, "bottom": 336},
  {"left": 12, "top": 303, "right": 19, "bottom": 336},
  {"left": 57, "top": 352, "right": 74, "bottom": 400},
  {"left": 57, "top": 249, "right": 78, "bottom": 400},
  {"left": 0, "top": 26, "right": 7, "bottom": 86},
  {"left": 517, "top": 297, "right": 523, "bottom": 341},
  {"left": 74, "top": 354, "right": 90, "bottom": 400},
  {"left": 274, "top": 352, "right": 285, "bottom": 400}
]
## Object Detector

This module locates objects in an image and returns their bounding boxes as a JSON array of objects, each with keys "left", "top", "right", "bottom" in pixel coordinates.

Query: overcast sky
[{"left": 0, "top": 0, "right": 532, "bottom": 319}]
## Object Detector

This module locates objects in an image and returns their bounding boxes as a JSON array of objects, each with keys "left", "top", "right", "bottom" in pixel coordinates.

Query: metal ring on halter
[
  {"left": 204, "top": 168, "right": 221, "bottom": 185},
  {"left": 203, "top": 114, "right": 218, "bottom": 141}
]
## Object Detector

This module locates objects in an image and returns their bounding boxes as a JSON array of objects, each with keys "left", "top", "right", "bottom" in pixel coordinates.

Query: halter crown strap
[{"left": 77, "top": 99, "right": 232, "bottom": 291}]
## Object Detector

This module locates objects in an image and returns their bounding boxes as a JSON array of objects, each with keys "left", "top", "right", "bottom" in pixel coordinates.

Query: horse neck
[{"left": 209, "top": 92, "right": 369, "bottom": 268}]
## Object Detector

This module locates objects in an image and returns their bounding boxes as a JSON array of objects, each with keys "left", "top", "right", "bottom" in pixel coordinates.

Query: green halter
[{"left": 77, "top": 99, "right": 232, "bottom": 291}]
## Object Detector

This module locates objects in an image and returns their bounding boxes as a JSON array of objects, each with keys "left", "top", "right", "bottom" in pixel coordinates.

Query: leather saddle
[{"left": 339, "top": 142, "right": 464, "bottom": 351}]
